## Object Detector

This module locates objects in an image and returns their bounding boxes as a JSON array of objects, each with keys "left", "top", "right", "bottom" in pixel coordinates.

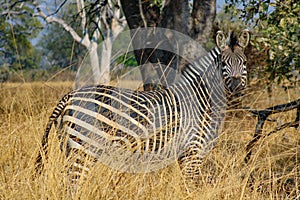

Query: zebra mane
[{"left": 228, "top": 31, "right": 238, "bottom": 51}]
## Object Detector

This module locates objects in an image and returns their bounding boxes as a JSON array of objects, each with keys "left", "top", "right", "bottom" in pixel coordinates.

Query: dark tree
[{"left": 120, "top": 0, "right": 217, "bottom": 90}]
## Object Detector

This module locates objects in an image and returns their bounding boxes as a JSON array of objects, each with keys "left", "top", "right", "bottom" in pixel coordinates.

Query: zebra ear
[
  {"left": 216, "top": 31, "right": 227, "bottom": 51},
  {"left": 238, "top": 29, "right": 250, "bottom": 48}
]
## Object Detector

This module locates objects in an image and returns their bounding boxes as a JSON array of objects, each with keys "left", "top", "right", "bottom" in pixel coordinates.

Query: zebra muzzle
[{"left": 229, "top": 77, "right": 243, "bottom": 93}]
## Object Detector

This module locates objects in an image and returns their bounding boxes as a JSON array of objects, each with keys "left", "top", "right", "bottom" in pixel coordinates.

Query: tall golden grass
[{"left": 0, "top": 81, "right": 299, "bottom": 199}]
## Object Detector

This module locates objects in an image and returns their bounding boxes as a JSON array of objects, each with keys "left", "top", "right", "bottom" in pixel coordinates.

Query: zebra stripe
[{"left": 221, "top": 47, "right": 248, "bottom": 92}]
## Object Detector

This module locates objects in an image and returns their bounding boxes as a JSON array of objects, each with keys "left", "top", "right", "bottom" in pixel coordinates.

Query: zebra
[
  {"left": 216, "top": 30, "right": 250, "bottom": 108},
  {"left": 35, "top": 30, "right": 249, "bottom": 187}
]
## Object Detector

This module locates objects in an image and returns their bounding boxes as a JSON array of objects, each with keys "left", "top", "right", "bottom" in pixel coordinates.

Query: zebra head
[{"left": 216, "top": 29, "right": 250, "bottom": 94}]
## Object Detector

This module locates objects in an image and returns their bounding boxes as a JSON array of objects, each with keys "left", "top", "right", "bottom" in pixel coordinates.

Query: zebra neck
[
  {"left": 178, "top": 47, "right": 221, "bottom": 86},
  {"left": 165, "top": 47, "right": 222, "bottom": 106}
]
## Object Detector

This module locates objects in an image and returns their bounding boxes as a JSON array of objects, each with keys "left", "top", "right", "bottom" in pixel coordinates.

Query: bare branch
[
  {"left": 47, "top": 0, "right": 69, "bottom": 17},
  {"left": 77, "top": 0, "right": 88, "bottom": 36},
  {"left": 33, "top": 5, "right": 90, "bottom": 48},
  {"left": 4, "top": 0, "right": 25, "bottom": 10},
  {"left": 0, "top": 10, "right": 28, "bottom": 16},
  {"left": 245, "top": 98, "right": 300, "bottom": 163},
  {"left": 266, "top": 120, "right": 299, "bottom": 136}
]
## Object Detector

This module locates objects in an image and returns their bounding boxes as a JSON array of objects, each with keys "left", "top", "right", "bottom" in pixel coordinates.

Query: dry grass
[{"left": 0, "top": 81, "right": 299, "bottom": 200}]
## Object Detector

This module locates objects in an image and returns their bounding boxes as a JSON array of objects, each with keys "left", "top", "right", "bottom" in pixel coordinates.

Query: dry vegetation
[{"left": 0, "top": 81, "right": 299, "bottom": 199}]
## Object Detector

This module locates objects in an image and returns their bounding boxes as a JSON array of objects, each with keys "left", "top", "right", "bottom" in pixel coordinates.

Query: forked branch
[{"left": 244, "top": 98, "right": 300, "bottom": 162}]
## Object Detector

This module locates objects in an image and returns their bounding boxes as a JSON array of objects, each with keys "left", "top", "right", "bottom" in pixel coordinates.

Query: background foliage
[
  {"left": 225, "top": 0, "right": 299, "bottom": 85},
  {"left": 36, "top": 4, "right": 87, "bottom": 72},
  {"left": 0, "top": 0, "right": 299, "bottom": 85},
  {"left": 0, "top": 1, "right": 41, "bottom": 81}
]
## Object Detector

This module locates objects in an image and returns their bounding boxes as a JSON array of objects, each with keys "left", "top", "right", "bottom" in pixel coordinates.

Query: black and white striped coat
[{"left": 36, "top": 30, "right": 249, "bottom": 185}]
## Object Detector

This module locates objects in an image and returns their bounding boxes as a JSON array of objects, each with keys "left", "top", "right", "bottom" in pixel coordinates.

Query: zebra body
[{"left": 36, "top": 30, "right": 249, "bottom": 184}]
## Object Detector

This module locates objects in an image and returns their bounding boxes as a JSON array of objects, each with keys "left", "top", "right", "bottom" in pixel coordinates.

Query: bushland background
[{"left": 0, "top": 0, "right": 299, "bottom": 199}]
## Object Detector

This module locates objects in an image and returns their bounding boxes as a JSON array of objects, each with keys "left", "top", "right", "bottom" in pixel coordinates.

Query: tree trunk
[
  {"left": 154, "top": 0, "right": 190, "bottom": 85},
  {"left": 99, "top": 38, "right": 111, "bottom": 84},
  {"left": 190, "top": 0, "right": 216, "bottom": 45},
  {"left": 159, "top": 0, "right": 190, "bottom": 34},
  {"left": 120, "top": 0, "right": 216, "bottom": 90},
  {"left": 120, "top": 0, "right": 160, "bottom": 90}
]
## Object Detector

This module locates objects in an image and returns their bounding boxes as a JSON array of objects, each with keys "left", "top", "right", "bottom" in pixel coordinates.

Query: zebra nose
[{"left": 229, "top": 77, "right": 243, "bottom": 93}]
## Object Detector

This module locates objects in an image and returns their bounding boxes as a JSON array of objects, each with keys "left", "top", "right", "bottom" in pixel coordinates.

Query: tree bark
[
  {"left": 120, "top": 0, "right": 161, "bottom": 90},
  {"left": 159, "top": 0, "right": 189, "bottom": 34},
  {"left": 120, "top": 0, "right": 216, "bottom": 90},
  {"left": 191, "top": 0, "right": 216, "bottom": 45}
]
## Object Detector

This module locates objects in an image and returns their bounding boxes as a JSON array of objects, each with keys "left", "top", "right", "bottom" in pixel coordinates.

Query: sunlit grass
[{"left": 0, "top": 81, "right": 299, "bottom": 199}]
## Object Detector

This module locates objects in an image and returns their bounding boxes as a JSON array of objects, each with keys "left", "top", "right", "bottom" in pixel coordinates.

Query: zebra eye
[{"left": 243, "top": 61, "right": 247, "bottom": 65}]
